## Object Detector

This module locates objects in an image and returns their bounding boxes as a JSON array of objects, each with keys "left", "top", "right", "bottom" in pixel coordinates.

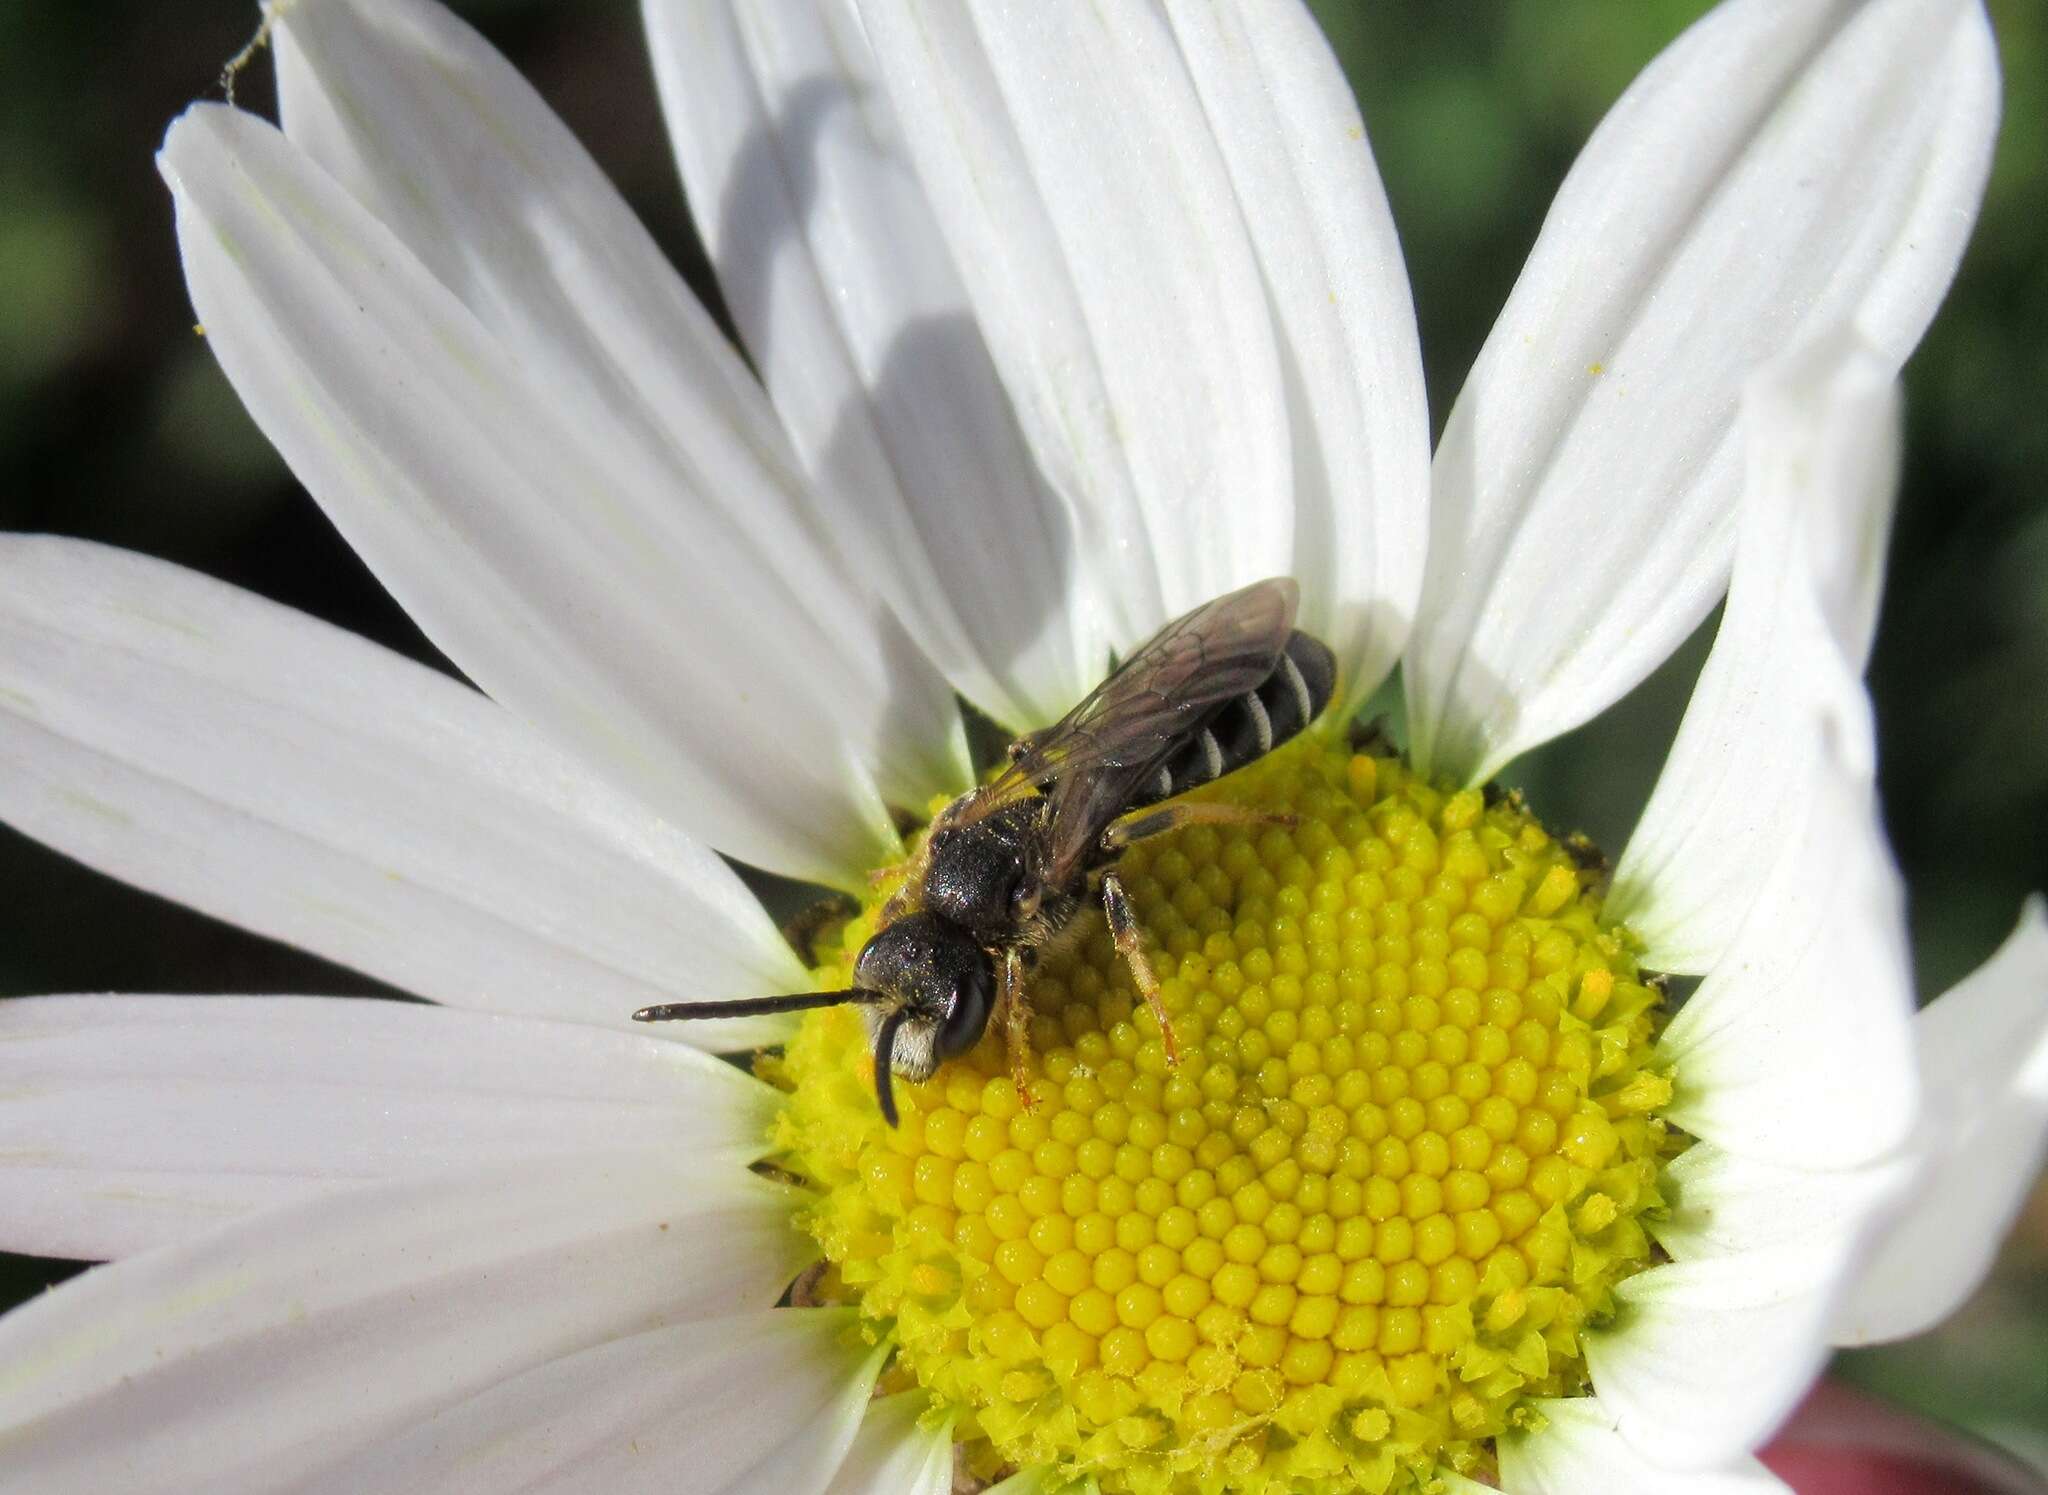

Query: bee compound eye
[{"left": 934, "top": 958, "right": 995, "bottom": 1061}]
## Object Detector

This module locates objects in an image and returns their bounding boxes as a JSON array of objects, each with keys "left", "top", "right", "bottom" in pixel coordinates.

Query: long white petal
[
  {"left": 1655, "top": 707, "right": 1919, "bottom": 1170},
  {"left": 0, "top": 997, "right": 781, "bottom": 1261},
  {"left": 294, "top": 1309, "right": 884, "bottom": 1495},
  {"left": 0, "top": 536, "right": 807, "bottom": 1043},
  {"left": 855, "top": 0, "right": 1292, "bottom": 642},
  {"left": 1585, "top": 1245, "right": 1857, "bottom": 1470},
  {"left": 1621, "top": 1144, "right": 1914, "bottom": 1463},
  {"left": 1835, "top": 899, "right": 2048, "bottom": 1345},
  {"left": 0, "top": 1153, "right": 815, "bottom": 1493},
  {"left": 1162, "top": 0, "right": 1431, "bottom": 715},
  {"left": 1653, "top": 1142, "right": 1908, "bottom": 1265},
  {"left": 644, "top": 0, "right": 1094, "bottom": 730},
  {"left": 1500, "top": 1396, "right": 1791, "bottom": 1494},
  {"left": 269, "top": 0, "right": 969, "bottom": 822},
  {"left": 821, "top": 1391, "right": 954, "bottom": 1495},
  {"left": 1405, "top": 0, "right": 1998, "bottom": 784},
  {"left": 1610, "top": 332, "right": 1901, "bottom": 972},
  {"left": 161, "top": 100, "right": 956, "bottom": 888}
]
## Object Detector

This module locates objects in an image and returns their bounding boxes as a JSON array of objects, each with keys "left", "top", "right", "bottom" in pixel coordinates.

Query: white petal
[
  {"left": 294, "top": 1309, "right": 884, "bottom": 1495},
  {"left": 1633, "top": 1143, "right": 1910, "bottom": 1461},
  {"left": 1500, "top": 1396, "right": 1790, "bottom": 1494},
  {"left": 644, "top": 0, "right": 1095, "bottom": 729},
  {"left": 1585, "top": 1244, "right": 1858, "bottom": 1469},
  {"left": 0, "top": 997, "right": 781, "bottom": 1261},
  {"left": 1637, "top": 1145, "right": 1935, "bottom": 1457},
  {"left": 1610, "top": 332, "right": 1901, "bottom": 973},
  {"left": 1655, "top": 708, "right": 1919, "bottom": 1170},
  {"left": 1162, "top": 0, "right": 1431, "bottom": 714},
  {"left": 1653, "top": 1141, "right": 1907, "bottom": 1265},
  {"left": 161, "top": 101, "right": 958, "bottom": 888},
  {"left": 269, "top": 0, "right": 969, "bottom": 822},
  {"left": 0, "top": 1153, "right": 815, "bottom": 1493},
  {"left": 1835, "top": 898, "right": 2048, "bottom": 1344},
  {"left": 821, "top": 1391, "right": 954, "bottom": 1495},
  {"left": 856, "top": 0, "right": 1292, "bottom": 641},
  {"left": 1405, "top": 0, "right": 1998, "bottom": 784},
  {"left": 0, "top": 536, "right": 807, "bottom": 1044}
]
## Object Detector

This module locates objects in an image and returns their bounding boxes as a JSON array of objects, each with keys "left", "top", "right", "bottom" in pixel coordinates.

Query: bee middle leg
[
  {"left": 1100, "top": 871, "right": 1180, "bottom": 1066},
  {"left": 1000, "top": 946, "right": 1037, "bottom": 1110},
  {"left": 1100, "top": 800, "right": 1296, "bottom": 854}
]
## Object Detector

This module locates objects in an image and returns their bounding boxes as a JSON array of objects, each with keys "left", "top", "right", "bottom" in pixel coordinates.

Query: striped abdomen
[{"left": 1140, "top": 630, "right": 1336, "bottom": 807}]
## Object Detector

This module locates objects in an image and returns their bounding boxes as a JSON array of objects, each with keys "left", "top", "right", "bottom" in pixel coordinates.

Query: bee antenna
[
  {"left": 874, "top": 1008, "right": 909, "bottom": 1129},
  {"left": 632, "top": 989, "right": 884, "bottom": 1024}
]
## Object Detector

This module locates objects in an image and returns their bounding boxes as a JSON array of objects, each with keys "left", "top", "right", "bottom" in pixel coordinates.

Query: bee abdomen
[{"left": 1144, "top": 630, "right": 1337, "bottom": 805}]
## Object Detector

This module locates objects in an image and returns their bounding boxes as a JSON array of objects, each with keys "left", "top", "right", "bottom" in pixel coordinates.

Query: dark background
[{"left": 3, "top": 0, "right": 2043, "bottom": 1467}]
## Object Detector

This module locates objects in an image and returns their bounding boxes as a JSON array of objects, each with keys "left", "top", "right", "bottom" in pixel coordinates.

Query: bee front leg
[
  {"left": 1100, "top": 800, "right": 1295, "bottom": 854},
  {"left": 1100, "top": 872, "right": 1180, "bottom": 1066},
  {"left": 1000, "top": 945, "right": 1037, "bottom": 1111},
  {"left": 874, "top": 825, "right": 939, "bottom": 923}
]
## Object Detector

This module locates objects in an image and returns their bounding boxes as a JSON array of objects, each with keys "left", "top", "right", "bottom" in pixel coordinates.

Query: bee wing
[{"left": 998, "top": 578, "right": 1300, "bottom": 886}]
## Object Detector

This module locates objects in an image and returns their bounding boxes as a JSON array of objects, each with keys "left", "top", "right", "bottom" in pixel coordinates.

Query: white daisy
[{"left": 0, "top": 0, "right": 2039, "bottom": 1492}]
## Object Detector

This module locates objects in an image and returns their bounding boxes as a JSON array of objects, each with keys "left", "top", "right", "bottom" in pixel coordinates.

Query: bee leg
[
  {"left": 873, "top": 829, "right": 941, "bottom": 921},
  {"left": 1101, "top": 800, "right": 1296, "bottom": 854},
  {"left": 1001, "top": 945, "right": 1037, "bottom": 1110},
  {"left": 876, "top": 781, "right": 997, "bottom": 916},
  {"left": 1348, "top": 715, "right": 1394, "bottom": 754},
  {"left": 877, "top": 882, "right": 913, "bottom": 924},
  {"left": 1100, "top": 871, "right": 1180, "bottom": 1066},
  {"left": 780, "top": 892, "right": 860, "bottom": 968}
]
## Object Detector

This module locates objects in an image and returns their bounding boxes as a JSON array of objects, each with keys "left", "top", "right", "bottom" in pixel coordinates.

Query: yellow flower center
[{"left": 772, "top": 735, "right": 1678, "bottom": 1494}]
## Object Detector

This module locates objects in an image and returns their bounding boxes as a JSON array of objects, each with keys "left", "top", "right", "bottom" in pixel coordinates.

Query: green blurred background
[{"left": 2, "top": 0, "right": 2043, "bottom": 1470}]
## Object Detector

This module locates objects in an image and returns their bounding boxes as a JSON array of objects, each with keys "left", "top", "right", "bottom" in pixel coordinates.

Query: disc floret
[{"left": 774, "top": 737, "right": 1678, "bottom": 1494}]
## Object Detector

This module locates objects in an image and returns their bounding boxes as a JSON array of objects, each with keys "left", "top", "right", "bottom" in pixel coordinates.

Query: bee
[{"left": 634, "top": 577, "right": 1336, "bottom": 1124}]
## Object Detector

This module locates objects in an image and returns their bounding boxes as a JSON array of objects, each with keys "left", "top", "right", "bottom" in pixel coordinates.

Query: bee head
[
  {"left": 855, "top": 912, "right": 995, "bottom": 1122},
  {"left": 630, "top": 911, "right": 995, "bottom": 1129}
]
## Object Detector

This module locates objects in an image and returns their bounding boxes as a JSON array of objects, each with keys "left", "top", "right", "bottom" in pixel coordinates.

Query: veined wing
[{"left": 1001, "top": 578, "right": 1300, "bottom": 887}]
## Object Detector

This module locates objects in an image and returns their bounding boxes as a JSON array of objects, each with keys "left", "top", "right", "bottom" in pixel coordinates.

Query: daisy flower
[{"left": 0, "top": 0, "right": 2040, "bottom": 1491}]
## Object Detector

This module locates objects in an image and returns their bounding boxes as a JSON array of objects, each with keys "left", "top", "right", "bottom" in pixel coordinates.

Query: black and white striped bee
[{"left": 636, "top": 577, "right": 1336, "bottom": 1125}]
